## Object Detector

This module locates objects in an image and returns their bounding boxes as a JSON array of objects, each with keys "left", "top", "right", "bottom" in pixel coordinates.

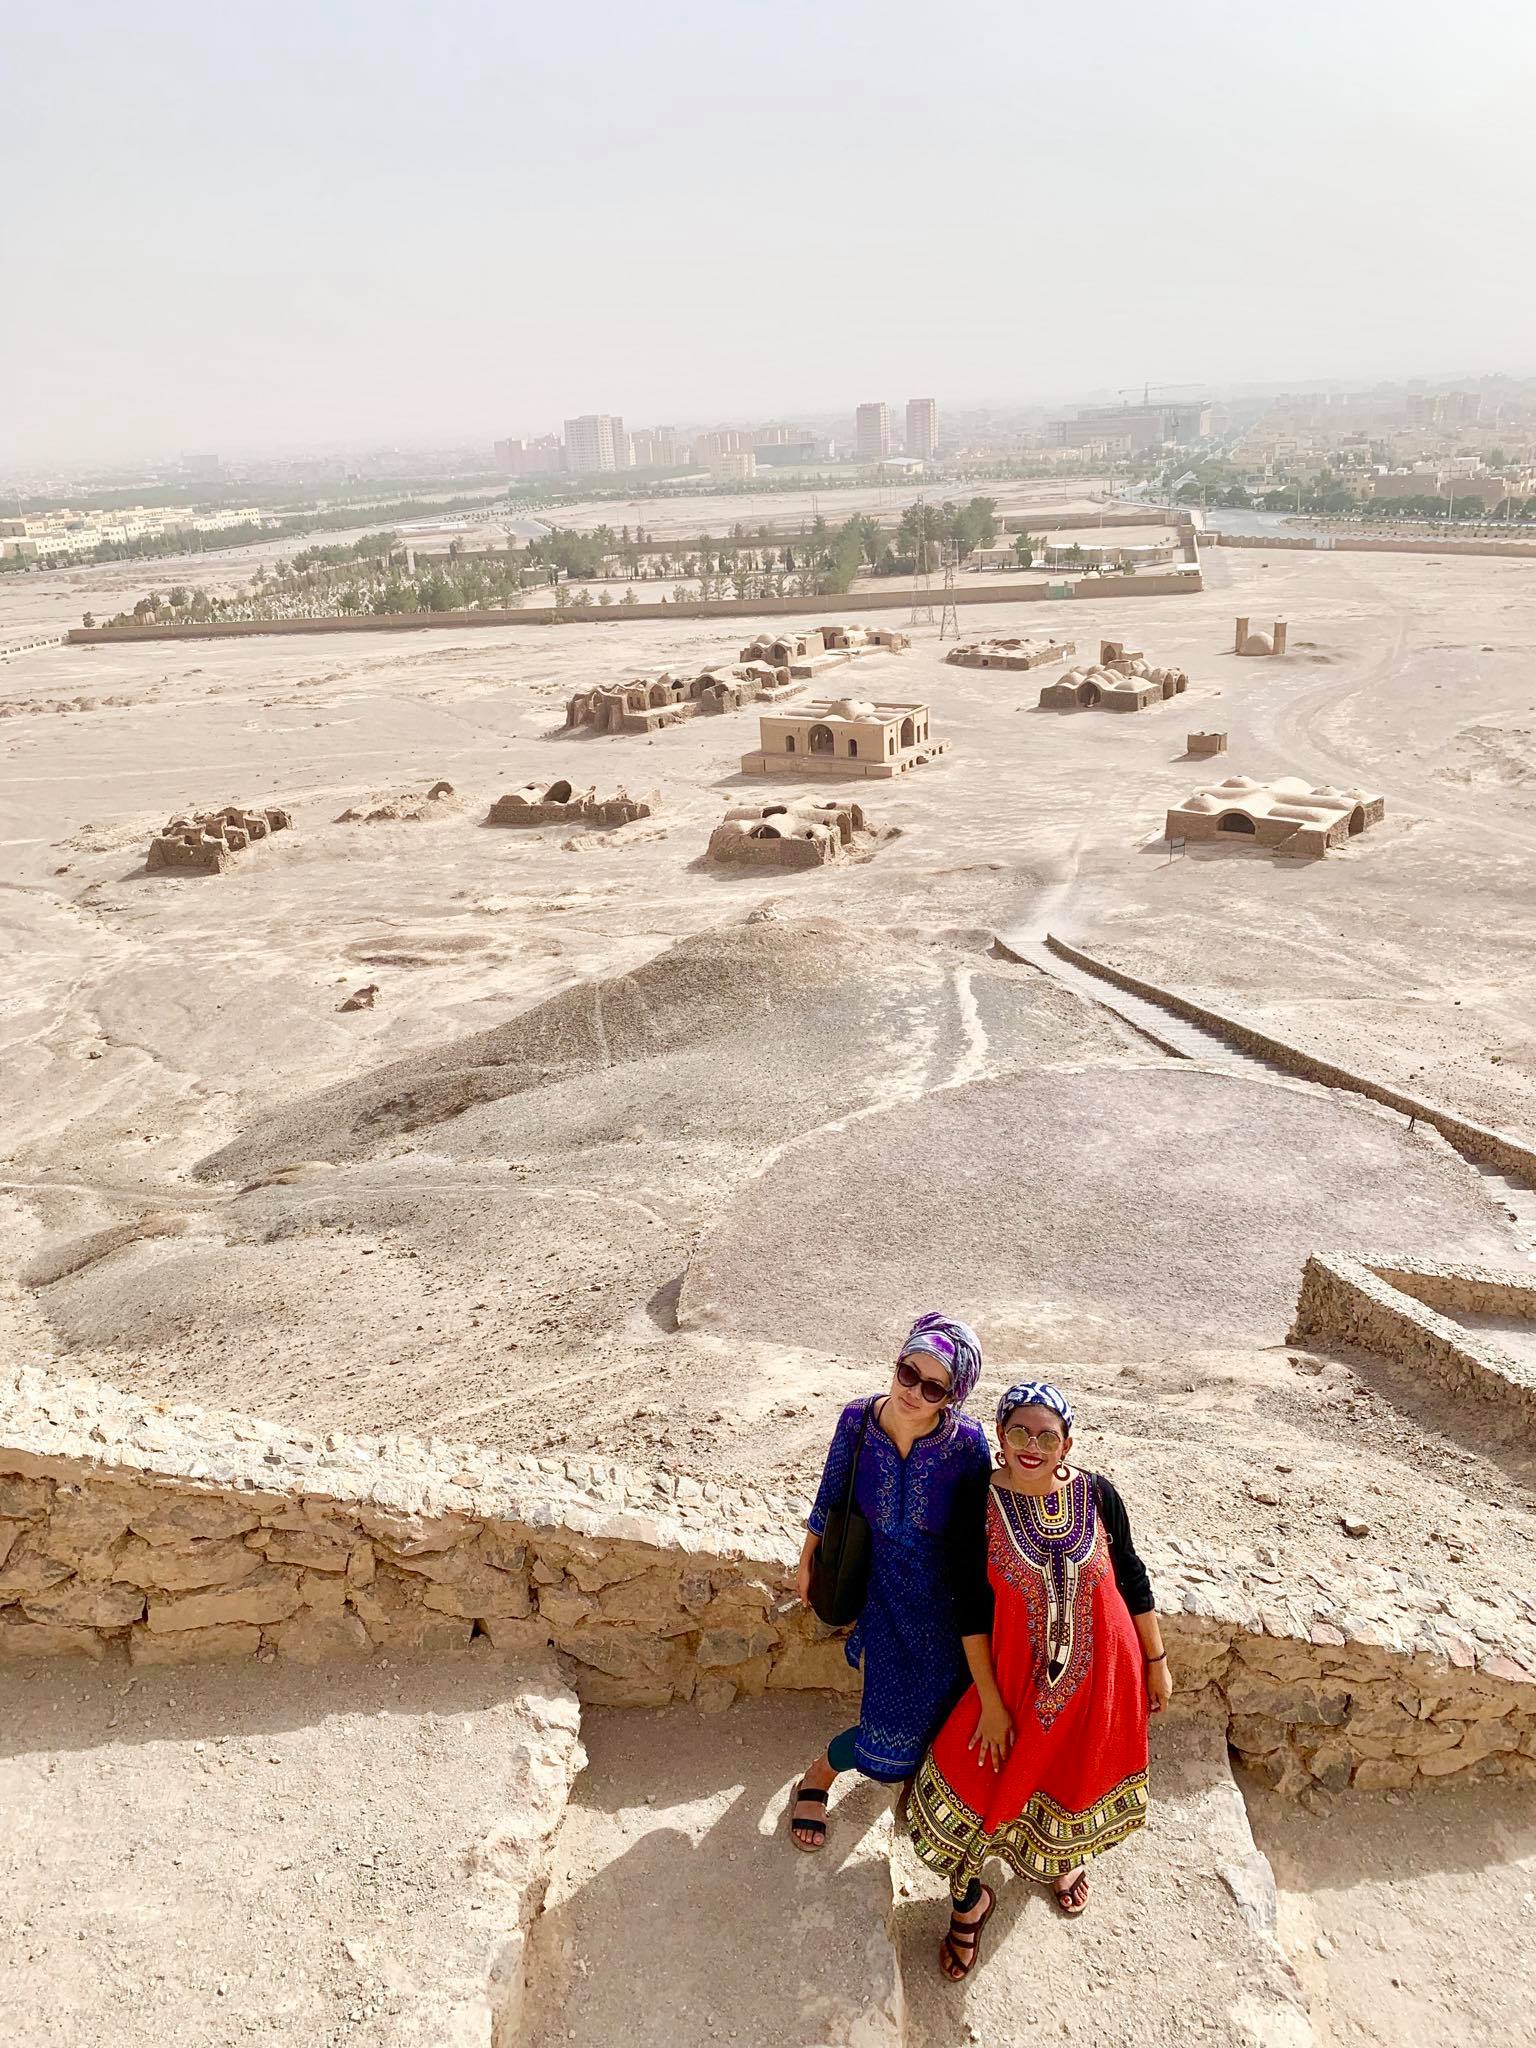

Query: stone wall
[
  {"left": 63, "top": 573, "right": 1202, "bottom": 648},
  {"left": 3, "top": 1362, "right": 1534, "bottom": 1796},
  {"left": 1042, "top": 934, "right": 1536, "bottom": 1188},
  {"left": 1214, "top": 532, "right": 1536, "bottom": 560},
  {"left": 1288, "top": 1253, "right": 1536, "bottom": 1434}
]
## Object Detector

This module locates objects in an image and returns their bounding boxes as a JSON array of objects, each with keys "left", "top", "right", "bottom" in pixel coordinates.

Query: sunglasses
[
  {"left": 1003, "top": 1425, "right": 1064, "bottom": 1453},
  {"left": 895, "top": 1358, "right": 952, "bottom": 1405}
]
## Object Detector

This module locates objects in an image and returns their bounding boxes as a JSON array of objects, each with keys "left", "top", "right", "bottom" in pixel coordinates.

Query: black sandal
[
  {"left": 939, "top": 1883, "right": 995, "bottom": 1981},
  {"left": 788, "top": 1780, "right": 830, "bottom": 1852}
]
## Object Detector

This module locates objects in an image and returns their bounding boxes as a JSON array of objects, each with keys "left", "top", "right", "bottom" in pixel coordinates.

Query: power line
[
  {"left": 938, "top": 540, "right": 959, "bottom": 639},
  {"left": 909, "top": 493, "right": 935, "bottom": 626}
]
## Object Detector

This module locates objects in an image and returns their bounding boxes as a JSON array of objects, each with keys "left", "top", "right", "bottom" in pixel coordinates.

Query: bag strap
[{"left": 839, "top": 1396, "right": 874, "bottom": 1523}]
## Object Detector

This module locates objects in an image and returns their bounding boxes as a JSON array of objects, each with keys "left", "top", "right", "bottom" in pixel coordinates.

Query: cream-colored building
[
  {"left": 740, "top": 696, "right": 947, "bottom": 779},
  {"left": 946, "top": 637, "right": 1073, "bottom": 671},
  {"left": 1167, "top": 774, "right": 1385, "bottom": 857},
  {"left": 1234, "top": 616, "right": 1289, "bottom": 656}
]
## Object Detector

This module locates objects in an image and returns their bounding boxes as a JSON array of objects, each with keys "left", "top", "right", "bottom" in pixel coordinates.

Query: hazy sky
[{"left": 5, "top": 0, "right": 1534, "bottom": 464}]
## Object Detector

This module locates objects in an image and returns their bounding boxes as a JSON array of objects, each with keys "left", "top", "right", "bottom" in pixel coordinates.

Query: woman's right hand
[
  {"left": 795, "top": 1537, "right": 818, "bottom": 1607},
  {"left": 967, "top": 1695, "right": 1015, "bottom": 1772}
]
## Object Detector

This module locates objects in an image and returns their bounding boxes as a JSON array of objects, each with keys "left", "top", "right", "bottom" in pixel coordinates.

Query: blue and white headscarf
[
  {"left": 899, "top": 1312, "right": 983, "bottom": 1409},
  {"left": 996, "top": 1380, "right": 1075, "bottom": 1435}
]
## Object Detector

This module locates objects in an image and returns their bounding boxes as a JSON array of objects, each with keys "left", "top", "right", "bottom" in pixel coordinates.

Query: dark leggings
[{"left": 826, "top": 1725, "right": 860, "bottom": 1774}]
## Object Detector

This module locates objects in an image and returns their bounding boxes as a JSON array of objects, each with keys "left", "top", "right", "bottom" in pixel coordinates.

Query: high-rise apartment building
[
  {"left": 906, "top": 398, "right": 938, "bottom": 461},
  {"left": 562, "top": 414, "right": 628, "bottom": 473},
  {"left": 855, "top": 402, "right": 891, "bottom": 464}
]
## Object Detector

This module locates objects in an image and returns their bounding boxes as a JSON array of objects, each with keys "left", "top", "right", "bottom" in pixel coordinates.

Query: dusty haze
[{"left": 6, "top": 0, "right": 1536, "bottom": 462}]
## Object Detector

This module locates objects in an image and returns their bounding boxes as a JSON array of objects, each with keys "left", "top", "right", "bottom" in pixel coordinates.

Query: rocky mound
[
  {"left": 679, "top": 1065, "right": 1520, "bottom": 1361},
  {"left": 196, "top": 918, "right": 878, "bottom": 1181}
]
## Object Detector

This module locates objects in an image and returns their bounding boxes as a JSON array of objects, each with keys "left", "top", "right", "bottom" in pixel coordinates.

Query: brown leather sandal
[
  {"left": 939, "top": 1884, "right": 996, "bottom": 1980},
  {"left": 788, "top": 1781, "right": 830, "bottom": 1852},
  {"left": 1053, "top": 1869, "right": 1089, "bottom": 1917}
]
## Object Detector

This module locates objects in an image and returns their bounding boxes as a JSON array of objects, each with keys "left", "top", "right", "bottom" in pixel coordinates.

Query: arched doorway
[
  {"left": 899, "top": 716, "right": 915, "bottom": 747},
  {"left": 847, "top": 738, "right": 859, "bottom": 759},
  {"left": 1348, "top": 805, "right": 1365, "bottom": 835},
  {"left": 809, "top": 724, "right": 834, "bottom": 755},
  {"left": 784, "top": 735, "right": 796, "bottom": 753},
  {"left": 1218, "top": 812, "right": 1256, "bottom": 835},
  {"left": 1079, "top": 682, "right": 1101, "bottom": 707}
]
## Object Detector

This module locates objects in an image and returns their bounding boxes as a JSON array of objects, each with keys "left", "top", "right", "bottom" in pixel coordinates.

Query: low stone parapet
[
  {"left": 2, "top": 1362, "right": 1534, "bottom": 1795},
  {"left": 1288, "top": 1252, "right": 1536, "bottom": 1433}
]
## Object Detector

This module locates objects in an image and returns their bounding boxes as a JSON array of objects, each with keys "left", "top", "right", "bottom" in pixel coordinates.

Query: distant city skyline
[{"left": 5, "top": 0, "right": 1535, "bottom": 465}]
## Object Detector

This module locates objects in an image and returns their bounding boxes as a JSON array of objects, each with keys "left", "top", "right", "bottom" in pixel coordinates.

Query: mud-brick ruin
[
  {"left": 706, "top": 797, "right": 874, "bottom": 868},
  {"left": 1168, "top": 773, "right": 1386, "bottom": 855},
  {"left": 565, "top": 662, "right": 802, "bottom": 736},
  {"left": 741, "top": 697, "right": 948, "bottom": 778},
  {"left": 1236, "top": 616, "right": 1289, "bottom": 657},
  {"left": 335, "top": 780, "right": 455, "bottom": 823},
  {"left": 945, "top": 636, "right": 1075, "bottom": 671},
  {"left": 487, "top": 781, "right": 652, "bottom": 829},
  {"left": 1187, "top": 731, "right": 1229, "bottom": 757},
  {"left": 741, "top": 623, "right": 910, "bottom": 675},
  {"left": 144, "top": 803, "right": 292, "bottom": 874},
  {"left": 564, "top": 625, "right": 912, "bottom": 739},
  {"left": 1039, "top": 641, "right": 1190, "bottom": 712}
]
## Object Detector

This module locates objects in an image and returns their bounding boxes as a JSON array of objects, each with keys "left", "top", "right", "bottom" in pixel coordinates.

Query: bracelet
[{"left": 1145, "top": 1652, "right": 1167, "bottom": 1664}]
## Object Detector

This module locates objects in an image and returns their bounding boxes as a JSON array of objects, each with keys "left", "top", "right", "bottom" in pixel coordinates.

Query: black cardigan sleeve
[
  {"left": 946, "top": 1465, "right": 995, "bottom": 1638},
  {"left": 1093, "top": 1473, "right": 1155, "bottom": 1616}
]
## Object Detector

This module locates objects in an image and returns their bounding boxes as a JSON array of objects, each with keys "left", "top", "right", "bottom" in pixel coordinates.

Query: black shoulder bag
[{"left": 808, "top": 1398, "right": 874, "bottom": 1627}]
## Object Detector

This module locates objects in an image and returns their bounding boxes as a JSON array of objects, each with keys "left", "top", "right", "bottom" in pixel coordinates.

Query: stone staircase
[
  {"left": 522, "top": 1704, "right": 1312, "bottom": 2048},
  {"left": 521, "top": 1695, "right": 903, "bottom": 2048},
  {"left": 995, "top": 935, "right": 1276, "bottom": 1071},
  {"left": 892, "top": 1714, "right": 1313, "bottom": 2048},
  {"left": 999, "top": 931, "right": 1536, "bottom": 1266}
]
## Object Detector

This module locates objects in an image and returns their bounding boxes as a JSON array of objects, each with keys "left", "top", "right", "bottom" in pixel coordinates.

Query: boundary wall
[
  {"left": 1042, "top": 934, "right": 1536, "bottom": 1188},
  {"left": 1214, "top": 532, "right": 1536, "bottom": 561},
  {"left": 3, "top": 1362, "right": 1536, "bottom": 1798},
  {"left": 1289, "top": 1254, "right": 1536, "bottom": 1434},
  {"left": 63, "top": 572, "right": 1201, "bottom": 648}
]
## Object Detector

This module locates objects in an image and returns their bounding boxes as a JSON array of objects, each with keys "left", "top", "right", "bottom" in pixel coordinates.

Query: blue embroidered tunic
[{"left": 808, "top": 1397, "right": 993, "bottom": 1781}]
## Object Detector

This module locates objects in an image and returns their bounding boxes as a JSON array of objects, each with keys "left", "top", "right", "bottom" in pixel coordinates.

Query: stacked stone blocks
[{"left": 3, "top": 1363, "right": 1536, "bottom": 1796}]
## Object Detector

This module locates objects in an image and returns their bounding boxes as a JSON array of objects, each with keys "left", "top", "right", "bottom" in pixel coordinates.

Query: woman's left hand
[{"left": 1146, "top": 1657, "right": 1173, "bottom": 1715}]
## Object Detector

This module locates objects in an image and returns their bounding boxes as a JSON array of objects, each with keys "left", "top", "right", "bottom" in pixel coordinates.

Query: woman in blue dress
[{"left": 789, "top": 1311, "right": 993, "bottom": 1850}]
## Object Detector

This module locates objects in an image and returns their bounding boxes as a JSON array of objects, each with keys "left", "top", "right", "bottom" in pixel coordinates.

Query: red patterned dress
[{"left": 904, "top": 1470, "right": 1150, "bottom": 1887}]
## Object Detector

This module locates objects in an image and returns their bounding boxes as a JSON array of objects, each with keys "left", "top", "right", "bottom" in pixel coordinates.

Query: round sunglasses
[{"left": 895, "top": 1358, "right": 952, "bottom": 1405}]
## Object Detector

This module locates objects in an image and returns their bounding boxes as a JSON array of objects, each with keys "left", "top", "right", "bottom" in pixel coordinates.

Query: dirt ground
[
  {"left": 4, "top": 534, "right": 1536, "bottom": 1615},
  {"left": 5, "top": 525, "right": 1536, "bottom": 2046},
  {"left": 0, "top": 1651, "right": 582, "bottom": 2048},
  {"left": 1242, "top": 1769, "right": 1536, "bottom": 2047}
]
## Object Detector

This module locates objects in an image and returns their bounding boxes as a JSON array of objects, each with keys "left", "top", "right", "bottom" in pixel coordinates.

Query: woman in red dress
[{"left": 902, "top": 1379, "right": 1172, "bottom": 1979}]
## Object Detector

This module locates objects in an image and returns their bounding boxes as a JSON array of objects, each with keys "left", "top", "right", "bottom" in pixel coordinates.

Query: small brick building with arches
[{"left": 739, "top": 697, "right": 948, "bottom": 778}]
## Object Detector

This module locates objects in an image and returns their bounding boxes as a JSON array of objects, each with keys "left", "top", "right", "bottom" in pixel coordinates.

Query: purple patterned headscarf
[{"left": 898, "top": 1312, "right": 983, "bottom": 1409}]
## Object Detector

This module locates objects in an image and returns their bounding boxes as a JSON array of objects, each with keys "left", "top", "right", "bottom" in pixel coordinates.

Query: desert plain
[{"left": 4, "top": 519, "right": 1536, "bottom": 2046}]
